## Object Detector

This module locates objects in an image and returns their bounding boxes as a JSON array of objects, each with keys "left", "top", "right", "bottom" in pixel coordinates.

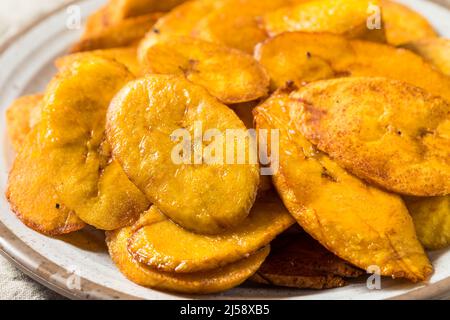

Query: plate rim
[{"left": 0, "top": 0, "right": 449, "bottom": 300}]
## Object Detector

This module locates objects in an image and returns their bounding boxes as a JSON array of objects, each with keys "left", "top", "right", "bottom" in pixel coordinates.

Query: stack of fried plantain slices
[{"left": 5, "top": 0, "right": 450, "bottom": 294}]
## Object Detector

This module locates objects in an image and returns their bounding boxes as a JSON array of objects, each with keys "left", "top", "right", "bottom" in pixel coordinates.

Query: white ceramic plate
[{"left": 0, "top": 0, "right": 449, "bottom": 300}]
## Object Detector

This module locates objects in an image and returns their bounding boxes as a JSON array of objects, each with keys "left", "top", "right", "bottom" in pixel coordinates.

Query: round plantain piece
[
  {"left": 70, "top": 13, "right": 162, "bottom": 53},
  {"left": 6, "top": 94, "right": 85, "bottom": 235},
  {"left": 402, "top": 38, "right": 450, "bottom": 76},
  {"left": 137, "top": 0, "right": 219, "bottom": 58},
  {"left": 255, "top": 32, "right": 353, "bottom": 91},
  {"left": 254, "top": 87, "right": 432, "bottom": 282},
  {"left": 381, "top": 0, "right": 437, "bottom": 46},
  {"left": 293, "top": 77, "right": 450, "bottom": 196},
  {"left": 261, "top": 0, "right": 385, "bottom": 41},
  {"left": 405, "top": 196, "right": 450, "bottom": 250},
  {"left": 106, "top": 226, "right": 270, "bottom": 294},
  {"left": 139, "top": 37, "right": 270, "bottom": 104},
  {"left": 6, "top": 94, "right": 43, "bottom": 152},
  {"left": 255, "top": 32, "right": 450, "bottom": 101},
  {"left": 7, "top": 129, "right": 86, "bottom": 235},
  {"left": 189, "top": 0, "right": 295, "bottom": 54},
  {"left": 127, "top": 193, "right": 294, "bottom": 273},
  {"left": 55, "top": 47, "right": 141, "bottom": 76},
  {"left": 107, "top": 74, "right": 260, "bottom": 234},
  {"left": 106, "top": 0, "right": 189, "bottom": 22},
  {"left": 8, "top": 57, "right": 150, "bottom": 232}
]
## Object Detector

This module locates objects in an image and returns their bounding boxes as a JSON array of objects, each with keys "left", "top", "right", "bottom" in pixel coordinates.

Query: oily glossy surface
[
  {"left": 190, "top": 0, "right": 297, "bottom": 54},
  {"left": 107, "top": 0, "right": 188, "bottom": 22},
  {"left": 128, "top": 194, "right": 294, "bottom": 273},
  {"left": 6, "top": 129, "right": 86, "bottom": 235},
  {"left": 262, "top": 0, "right": 385, "bottom": 41},
  {"left": 294, "top": 77, "right": 450, "bottom": 196},
  {"left": 255, "top": 32, "right": 450, "bottom": 101},
  {"left": 254, "top": 88, "right": 432, "bottom": 282},
  {"left": 137, "top": 0, "right": 218, "bottom": 55},
  {"left": 55, "top": 47, "right": 141, "bottom": 76},
  {"left": 107, "top": 75, "right": 260, "bottom": 234},
  {"left": 141, "top": 0, "right": 306, "bottom": 54},
  {"left": 106, "top": 226, "right": 270, "bottom": 294},
  {"left": 405, "top": 196, "right": 450, "bottom": 250},
  {"left": 8, "top": 57, "right": 149, "bottom": 231},
  {"left": 71, "top": 13, "right": 162, "bottom": 52},
  {"left": 139, "top": 37, "right": 270, "bottom": 104},
  {"left": 1, "top": 0, "right": 450, "bottom": 300}
]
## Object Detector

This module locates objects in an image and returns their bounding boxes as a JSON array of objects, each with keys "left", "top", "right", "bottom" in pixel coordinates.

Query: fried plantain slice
[
  {"left": 190, "top": 0, "right": 303, "bottom": 54},
  {"left": 83, "top": 5, "right": 112, "bottom": 37},
  {"left": 7, "top": 129, "right": 86, "bottom": 235},
  {"left": 261, "top": 0, "right": 385, "bottom": 41},
  {"left": 255, "top": 32, "right": 450, "bottom": 101},
  {"left": 55, "top": 47, "right": 141, "bottom": 76},
  {"left": 294, "top": 77, "right": 450, "bottom": 196},
  {"left": 8, "top": 57, "right": 149, "bottom": 232},
  {"left": 6, "top": 94, "right": 43, "bottom": 152},
  {"left": 139, "top": 37, "right": 269, "bottom": 104},
  {"left": 127, "top": 193, "right": 294, "bottom": 273},
  {"left": 6, "top": 95, "right": 84, "bottom": 235},
  {"left": 381, "top": 0, "right": 437, "bottom": 46},
  {"left": 255, "top": 32, "right": 352, "bottom": 91},
  {"left": 254, "top": 87, "right": 432, "bottom": 282},
  {"left": 44, "top": 58, "right": 149, "bottom": 229},
  {"left": 402, "top": 38, "right": 450, "bottom": 76},
  {"left": 251, "top": 228, "right": 363, "bottom": 289},
  {"left": 137, "top": 0, "right": 218, "bottom": 57},
  {"left": 405, "top": 196, "right": 450, "bottom": 250},
  {"left": 107, "top": 0, "right": 188, "bottom": 22},
  {"left": 106, "top": 226, "right": 270, "bottom": 294},
  {"left": 107, "top": 75, "right": 260, "bottom": 234},
  {"left": 71, "top": 13, "right": 162, "bottom": 52}
]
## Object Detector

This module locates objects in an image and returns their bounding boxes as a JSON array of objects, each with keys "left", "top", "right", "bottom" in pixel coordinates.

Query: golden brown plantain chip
[
  {"left": 251, "top": 228, "right": 363, "bottom": 289},
  {"left": 128, "top": 193, "right": 294, "bottom": 273},
  {"left": 255, "top": 32, "right": 450, "bottom": 101},
  {"left": 261, "top": 0, "right": 385, "bottom": 41},
  {"left": 7, "top": 129, "right": 86, "bottom": 235},
  {"left": 140, "top": 0, "right": 303, "bottom": 54},
  {"left": 405, "top": 196, "right": 450, "bottom": 250},
  {"left": 137, "top": 0, "right": 218, "bottom": 56},
  {"left": 402, "top": 38, "right": 450, "bottom": 76},
  {"left": 139, "top": 37, "right": 270, "bottom": 104},
  {"left": 6, "top": 94, "right": 43, "bottom": 152},
  {"left": 381, "top": 0, "right": 437, "bottom": 45},
  {"left": 106, "top": 226, "right": 270, "bottom": 294},
  {"left": 55, "top": 47, "right": 141, "bottom": 76},
  {"left": 190, "top": 0, "right": 303, "bottom": 54},
  {"left": 107, "top": 0, "right": 188, "bottom": 22},
  {"left": 83, "top": 5, "right": 112, "bottom": 36},
  {"left": 71, "top": 13, "right": 162, "bottom": 52},
  {"left": 107, "top": 74, "right": 260, "bottom": 234},
  {"left": 8, "top": 57, "right": 149, "bottom": 232},
  {"left": 293, "top": 77, "right": 450, "bottom": 196},
  {"left": 6, "top": 95, "right": 84, "bottom": 235},
  {"left": 254, "top": 87, "right": 432, "bottom": 282}
]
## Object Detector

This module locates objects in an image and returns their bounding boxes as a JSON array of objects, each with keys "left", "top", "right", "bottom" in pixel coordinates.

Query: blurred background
[{"left": 0, "top": 0, "right": 74, "bottom": 45}]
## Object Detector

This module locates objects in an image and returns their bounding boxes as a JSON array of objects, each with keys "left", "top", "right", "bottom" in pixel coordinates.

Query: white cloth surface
[
  {"left": 0, "top": 0, "right": 72, "bottom": 300},
  {"left": 0, "top": 255, "right": 65, "bottom": 300}
]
